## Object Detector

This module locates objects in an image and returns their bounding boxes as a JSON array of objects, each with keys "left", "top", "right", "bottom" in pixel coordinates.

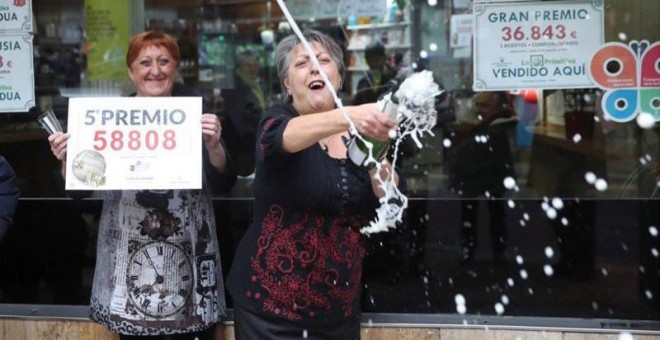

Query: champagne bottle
[{"left": 347, "top": 92, "right": 399, "bottom": 167}]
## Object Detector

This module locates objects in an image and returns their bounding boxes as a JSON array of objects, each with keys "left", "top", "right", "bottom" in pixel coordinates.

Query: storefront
[{"left": 0, "top": 0, "right": 658, "bottom": 338}]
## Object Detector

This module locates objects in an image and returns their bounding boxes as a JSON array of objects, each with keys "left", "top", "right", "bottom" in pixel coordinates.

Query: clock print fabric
[{"left": 89, "top": 189, "right": 225, "bottom": 335}]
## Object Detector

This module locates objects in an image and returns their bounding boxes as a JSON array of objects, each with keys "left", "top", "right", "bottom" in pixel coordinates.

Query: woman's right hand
[
  {"left": 48, "top": 132, "right": 70, "bottom": 162},
  {"left": 349, "top": 103, "right": 397, "bottom": 142}
]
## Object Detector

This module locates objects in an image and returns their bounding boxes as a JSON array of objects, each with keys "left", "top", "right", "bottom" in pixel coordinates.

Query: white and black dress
[{"left": 89, "top": 86, "right": 235, "bottom": 335}]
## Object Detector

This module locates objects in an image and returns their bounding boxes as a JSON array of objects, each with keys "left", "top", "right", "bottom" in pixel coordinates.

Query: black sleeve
[
  {"left": 256, "top": 104, "right": 297, "bottom": 166},
  {"left": 0, "top": 156, "right": 20, "bottom": 242}
]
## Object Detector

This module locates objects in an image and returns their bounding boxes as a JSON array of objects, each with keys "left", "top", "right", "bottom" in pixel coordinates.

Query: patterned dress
[
  {"left": 89, "top": 188, "right": 223, "bottom": 335},
  {"left": 228, "top": 103, "right": 393, "bottom": 331},
  {"left": 89, "top": 85, "right": 234, "bottom": 335}
]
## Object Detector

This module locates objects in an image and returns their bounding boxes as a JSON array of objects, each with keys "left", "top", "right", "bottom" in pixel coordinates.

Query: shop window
[{"left": 0, "top": 0, "right": 658, "bottom": 329}]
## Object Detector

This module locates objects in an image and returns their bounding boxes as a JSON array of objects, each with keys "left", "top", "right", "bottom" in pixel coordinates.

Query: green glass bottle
[{"left": 347, "top": 93, "right": 399, "bottom": 167}]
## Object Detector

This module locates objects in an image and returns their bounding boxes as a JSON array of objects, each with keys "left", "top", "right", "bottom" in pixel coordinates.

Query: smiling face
[
  {"left": 283, "top": 43, "right": 342, "bottom": 115},
  {"left": 128, "top": 45, "right": 178, "bottom": 97}
]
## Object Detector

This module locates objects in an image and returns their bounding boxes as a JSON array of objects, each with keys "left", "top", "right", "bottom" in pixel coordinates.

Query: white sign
[
  {"left": 65, "top": 97, "right": 202, "bottom": 190},
  {"left": 473, "top": 0, "right": 604, "bottom": 91},
  {"left": 0, "top": 0, "right": 32, "bottom": 32},
  {"left": 450, "top": 14, "right": 473, "bottom": 48},
  {"left": 0, "top": 33, "right": 34, "bottom": 112}
]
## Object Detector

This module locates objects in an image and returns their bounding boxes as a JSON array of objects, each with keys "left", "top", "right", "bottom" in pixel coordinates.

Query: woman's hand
[
  {"left": 349, "top": 103, "right": 397, "bottom": 142},
  {"left": 201, "top": 113, "right": 228, "bottom": 173},
  {"left": 48, "top": 132, "right": 70, "bottom": 161},
  {"left": 48, "top": 132, "right": 70, "bottom": 178},
  {"left": 201, "top": 113, "right": 222, "bottom": 150}
]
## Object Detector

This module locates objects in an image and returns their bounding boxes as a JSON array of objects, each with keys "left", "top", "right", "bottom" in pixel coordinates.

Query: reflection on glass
[{"left": 0, "top": 0, "right": 658, "bottom": 331}]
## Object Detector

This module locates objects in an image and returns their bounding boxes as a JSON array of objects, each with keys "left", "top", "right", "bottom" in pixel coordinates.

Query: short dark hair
[
  {"left": 236, "top": 50, "right": 259, "bottom": 66},
  {"left": 493, "top": 91, "right": 512, "bottom": 107},
  {"left": 489, "top": 91, "right": 515, "bottom": 117},
  {"left": 364, "top": 42, "right": 385, "bottom": 60}
]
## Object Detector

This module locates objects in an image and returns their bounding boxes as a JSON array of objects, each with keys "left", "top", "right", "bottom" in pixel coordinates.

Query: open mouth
[{"left": 308, "top": 80, "right": 325, "bottom": 90}]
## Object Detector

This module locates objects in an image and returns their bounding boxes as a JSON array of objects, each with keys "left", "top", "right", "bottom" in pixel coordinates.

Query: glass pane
[{"left": 0, "top": 0, "right": 658, "bottom": 330}]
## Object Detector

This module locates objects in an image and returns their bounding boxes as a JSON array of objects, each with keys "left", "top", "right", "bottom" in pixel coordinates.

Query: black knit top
[{"left": 227, "top": 103, "right": 382, "bottom": 325}]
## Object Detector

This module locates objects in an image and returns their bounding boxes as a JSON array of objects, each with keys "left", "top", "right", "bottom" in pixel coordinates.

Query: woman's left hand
[
  {"left": 201, "top": 113, "right": 222, "bottom": 150},
  {"left": 201, "top": 113, "right": 228, "bottom": 173}
]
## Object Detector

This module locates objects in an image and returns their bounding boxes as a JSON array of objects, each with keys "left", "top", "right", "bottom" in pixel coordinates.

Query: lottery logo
[
  {"left": 589, "top": 40, "right": 660, "bottom": 122},
  {"left": 72, "top": 150, "right": 107, "bottom": 187}
]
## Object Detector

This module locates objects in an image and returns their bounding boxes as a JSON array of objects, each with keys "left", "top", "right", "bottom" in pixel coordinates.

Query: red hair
[{"left": 126, "top": 31, "right": 180, "bottom": 67}]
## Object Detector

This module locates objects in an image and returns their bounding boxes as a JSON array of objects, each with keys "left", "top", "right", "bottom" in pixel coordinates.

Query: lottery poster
[
  {"left": 65, "top": 97, "right": 202, "bottom": 190},
  {"left": 473, "top": 0, "right": 604, "bottom": 91},
  {"left": 0, "top": 33, "right": 34, "bottom": 112},
  {"left": 0, "top": 0, "right": 33, "bottom": 33}
]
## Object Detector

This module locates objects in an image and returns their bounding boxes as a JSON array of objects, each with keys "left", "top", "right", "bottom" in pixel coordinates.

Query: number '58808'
[{"left": 92, "top": 130, "right": 177, "bottom": 151}]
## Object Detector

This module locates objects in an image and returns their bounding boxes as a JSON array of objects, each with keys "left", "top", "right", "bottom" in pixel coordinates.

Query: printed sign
[
  {"left": 85, "top": 0, "right": 130, "bottom": 81},
  {"left": 450, "top": 14, "right": 473, "bottom": 48},
  {"left": 0, "top": 33, "right": 34, "bottom": 112},
  {"left": 473, "top": 0, "right": 604, "bottom": 91},
  {"left": 589, "top": 40, "right": 660, "bottom": 122},
  {"left": 65, "top": 97, "right": 202, "bottom": 190},
  {"left": 0, "top": 0, "right": 32, "bottom": 33}
]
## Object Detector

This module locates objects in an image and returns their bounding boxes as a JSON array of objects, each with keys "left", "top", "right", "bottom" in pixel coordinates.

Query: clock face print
[{"left": 126, "top": 242, "right": 193, "bottom": 318}]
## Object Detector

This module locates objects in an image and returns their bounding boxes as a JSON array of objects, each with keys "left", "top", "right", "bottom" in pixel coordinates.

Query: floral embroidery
[{"left": 249, "top": 204, "right": 365, "bottom": 320}]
